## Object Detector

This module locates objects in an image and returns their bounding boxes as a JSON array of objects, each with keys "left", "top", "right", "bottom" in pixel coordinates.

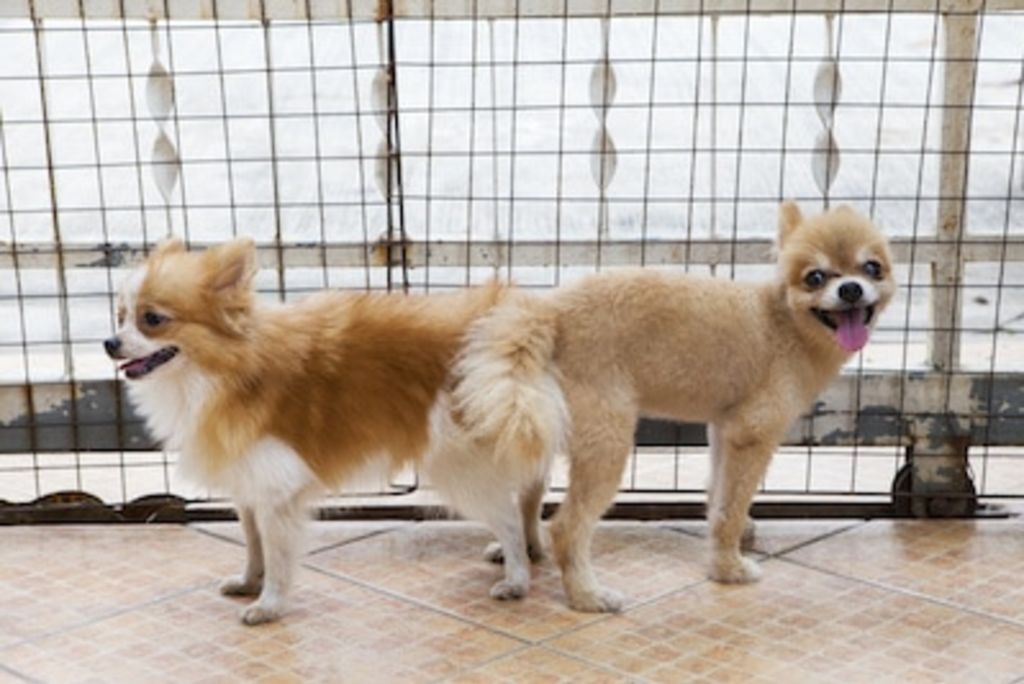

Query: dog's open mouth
[
  {"left": 811, "top": 306, "right": 875, "bottom": 353},
  {"left": 119, "top": 346, "right": 179, "bottom": 379}
]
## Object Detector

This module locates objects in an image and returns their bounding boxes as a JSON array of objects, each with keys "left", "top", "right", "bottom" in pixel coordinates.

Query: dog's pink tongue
[{"left": 835, "top": 308, "right": 870, "bottom": 353}]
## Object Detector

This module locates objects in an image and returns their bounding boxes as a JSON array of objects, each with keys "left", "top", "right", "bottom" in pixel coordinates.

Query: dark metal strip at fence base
[{"left": 2, "top": 493, "right": 1014, "bottom": 526}]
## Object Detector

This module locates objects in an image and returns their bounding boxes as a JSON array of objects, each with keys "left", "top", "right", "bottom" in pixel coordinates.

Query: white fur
[
  {"left": 821, "top": 275, "right": 880, "bottom": 309},
  {"left": 116, "top": 265, "right": 170, "bottom": 360},
  {"left": 424, "top": 396, "right": 550, "bottom": 600},
  {"left": 218, "top": 437, "right": 321, "bottom": 625}
]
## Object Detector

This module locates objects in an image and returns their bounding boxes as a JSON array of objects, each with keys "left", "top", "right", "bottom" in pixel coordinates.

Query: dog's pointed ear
[
  {"left": 204, "top": 237, "right": 258, "bottom": 293},
  {"left": 778, "top": 201, "right": 803, "bottom": 246},
  {"left": 152, "top": 237, "right": 185, "bottom": 257}
]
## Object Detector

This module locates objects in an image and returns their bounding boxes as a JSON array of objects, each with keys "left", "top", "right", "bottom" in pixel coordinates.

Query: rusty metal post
[{"left": 905, "top": 2, "right": 981, "bottom": 517}]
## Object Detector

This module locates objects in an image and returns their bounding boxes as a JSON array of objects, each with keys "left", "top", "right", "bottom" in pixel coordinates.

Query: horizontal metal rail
[
  {"left": 1, "top": 236, "right": 1023, "bottom": 271},
  {"left": 0, "top": 372, "right": 1019, "bottom": 453},
  {"left": 4, "top": 0, "right": 1022, "bottom": 20}
]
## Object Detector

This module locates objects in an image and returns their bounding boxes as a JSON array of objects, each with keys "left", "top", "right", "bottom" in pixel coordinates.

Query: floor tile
[
  {"left": 547, "top": 559, "right": 1024, "bottom": 684},
  {"left": 664, "top": 518, "right": 862, "bottom": 557},
  {"left": 446, "top": 646, "right": 633, "bottom": 683},
  {"left": 0, "top": 570, "right": 521, "bottom": 684},
  {"left": 0, "top": 665, "right": 31, "bottom": 684},
  {"left": 0, "top": 526, "right": 238, "bottom": 647},
  {"left": 191, "top": 519, "right": 408, "bottom": 555},
  {"left": 786, "top": 519, "right": 1024, "bottom": 625},
  {"left": 308, "top": 521, "right": 711, "bottom": 642}
]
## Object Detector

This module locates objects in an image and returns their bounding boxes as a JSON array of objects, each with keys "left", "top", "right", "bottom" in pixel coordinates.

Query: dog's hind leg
[
  {"left": 548, "top": 390, "right": 636, "bottom": 613},
  {"left": 479, "top": 493, "right": 533, "bottom": 600},
  {"left": 484, "top": 475, "right": 548, "bottom": 564},
  {"left": 426, "top": 433, "right": 536, "bottom": 600},
  {"left": 219, "top": 506, "right": 264, "bottom": 596},
  {"left": 240, "top": 496, "right": 307, "bottom": 625}
]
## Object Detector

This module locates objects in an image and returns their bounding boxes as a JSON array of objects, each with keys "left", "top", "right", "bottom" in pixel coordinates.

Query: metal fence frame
[{"left": 1, "top": 0, "right": 1022, "bottom": 521}]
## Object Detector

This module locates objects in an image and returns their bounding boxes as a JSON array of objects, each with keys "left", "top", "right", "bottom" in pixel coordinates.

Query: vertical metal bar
[
  {"left": 29, "top": 13, "right": 74, "bottom": 379},
  {"left": 260, "top": 5, "right": 287, "bottom": 301},
  {"left": 464, "top": 0, "right": 479, "bottom": 287},
  {"left": 683, "top": 10, "right": 706, "bottom": 273},
  {"left": 0, "top": 114, "right": 41, "bottom": 497},
  {"left": 424, "top": 2, "right": 436, "bottom": 292},
  {"left": 79, "top": 0, "right": 124, "bottom": 493},
  {"left": 553, "top": 4, "right": 569, "bottom": 286},
  {"left": 639, "top": 2, "right": 661, "bottom": 268},
  {"left": 160, "top": 1, "right": 188, "bottom": 245},
  {"left": 708, "top": 13, "right": 717, "bottom": 276},
  {"left": 867, "top": 0, "right": 899, "bottom": 477},
  {"left": 345, "top": 0, "right": 372, "bottom": 290},
  {"left": 213, "top": 2, "right": 240, "bottom": 240},
  {"left": 119, "top": 1, "right": 149, "bottom": 501},
  {"left": 505, "top": 10, "right": 520, "bottom": 280},
  {"left": 303, "top": 0, "right": 329, "bottom": 288},
  {"left": 726, "top": 4, "right": 752, "bottom": 282},
  {"left": 30, "top": 9, "right": 83, "bottom": 482},
  {"left": 489, "top": 18, "right": 501, "bottom": 275},
  {"left": 383, "top": 0, "right": 409, "bottom": 293},
  {"left": 594, "top": 4, "right": 613, "bottom": 269}
]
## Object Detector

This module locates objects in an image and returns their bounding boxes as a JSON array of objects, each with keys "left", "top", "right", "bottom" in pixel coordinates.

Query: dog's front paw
[
  {"left": 240, "top": 602, "right": 283, "bottom": 626},
  {"left": 489, "top": 579, "right": 529, "bottom": 601},
  {"left": 708, "top": 555, "right": 762, "bottom": 584},
  {"left": 483, "top": 541, "right": 545, "bottom": 564},
  {"left": 567, "top": 587, "right": 625, "bottom": 613},
  {"left": 220, "top": 575, "right": 262, "bottom": 597}
]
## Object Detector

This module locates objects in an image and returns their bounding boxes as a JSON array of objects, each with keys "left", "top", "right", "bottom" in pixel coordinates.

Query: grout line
[
  {"left": 306, "top": 523, "right": 412, "bottom": 556},
  {"left": 300, "top": 561, "right": 536, "bottom": 648},
  {"left": 536, "top": 575, "right": 712, "bottom": 649},
  {"left": 188, "top": 524, "right": 245, "bottom": 548},
  {"left": 0, "top": 584, "right": 208, "bottom": 655},
  {"left": 777, "top": 555, "right": 1024, "bottom": 631},
  {"left": 433, "top": 643, "right": 536, "bottom": 684},
  {"left": 0, "top": 662, "right": 41, "bottom": 684},
  {"left": 762, "top": 519, "right": 869, "bottom": 558},
  {"left": 189, "top": 521, "right": 412, "bottom": 556},
  {"left": 536, "top": 644, "right": 651, "bottom": 683},
  {"left": 658, "top": 519, "right": 867, "bottom": 561}
]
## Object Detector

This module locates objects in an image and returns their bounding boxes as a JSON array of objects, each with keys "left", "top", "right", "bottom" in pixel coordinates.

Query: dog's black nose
[
  {"left": 838, "top": 281, "right": 863, "bottom": 304},
  {"left": 103, "top": 336, "right": 122, "bottom": 358}
]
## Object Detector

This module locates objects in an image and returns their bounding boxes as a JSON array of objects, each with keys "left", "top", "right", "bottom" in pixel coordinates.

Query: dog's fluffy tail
[{"left": 453, "top": 293, "right": 568, "bottom": 467}]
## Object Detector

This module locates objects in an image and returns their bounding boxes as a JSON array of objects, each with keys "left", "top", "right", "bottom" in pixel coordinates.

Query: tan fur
[
  {"left": 136, "top": 241, "right": 503, "bottom": 485},
  {"left": 454, "top": 202, "right": 895, "bottom": 612}
]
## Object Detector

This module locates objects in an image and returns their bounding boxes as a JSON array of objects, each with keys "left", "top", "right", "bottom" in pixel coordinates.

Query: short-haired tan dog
[{"left": 452, "top": 202, "right": 895, "bottom": 611}]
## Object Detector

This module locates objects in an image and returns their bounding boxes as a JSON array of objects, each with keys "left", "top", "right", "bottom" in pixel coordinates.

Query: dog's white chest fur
[
  {"left": 127, "top": 366, "right": 218, "bottom": 487},
  {"left": 127, "top": 366, "right": 318, "bottom": 504},
  {"left": 127, "top": 366, "right": 209, "bottom": 450}
]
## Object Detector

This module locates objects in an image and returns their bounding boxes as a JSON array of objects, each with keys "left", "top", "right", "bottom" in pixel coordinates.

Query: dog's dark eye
[
  {"left": 803, "top": 269, "right": 828, "bottom": 289},
  {"left": 142, "top": 311, "right": 167, "bottom": 328},
  {"left": 863, "top": 260, "right": 883, "bottom": 280}
]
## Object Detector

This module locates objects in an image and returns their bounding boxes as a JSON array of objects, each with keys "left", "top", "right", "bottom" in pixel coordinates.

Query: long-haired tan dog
[
  {"left": 104, "top": 239, "right": 549, "bottom": 624},
  {"left": 452, "top": 202, "right": 895, "bottom": 611}
]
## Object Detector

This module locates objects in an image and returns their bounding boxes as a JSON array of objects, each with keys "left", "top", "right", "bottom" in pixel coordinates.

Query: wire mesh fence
[{"left": 0, "top": 0, "right": 1021, "bottom": 518}]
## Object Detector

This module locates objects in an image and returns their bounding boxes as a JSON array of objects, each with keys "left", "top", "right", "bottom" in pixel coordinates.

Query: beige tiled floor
[{"left": 2, "top": 519, "right": 1024, "bottom": 683}]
